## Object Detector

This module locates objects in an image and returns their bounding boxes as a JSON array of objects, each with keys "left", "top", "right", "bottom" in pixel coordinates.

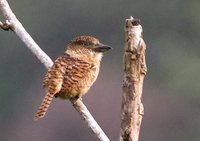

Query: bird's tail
[{"left": 34, "top": 92, "right": 54, "bottom": 120}]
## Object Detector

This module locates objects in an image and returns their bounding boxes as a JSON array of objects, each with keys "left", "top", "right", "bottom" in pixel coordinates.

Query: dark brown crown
[{"left": 70, "top": 36, "right": 100, "bottom": 47}]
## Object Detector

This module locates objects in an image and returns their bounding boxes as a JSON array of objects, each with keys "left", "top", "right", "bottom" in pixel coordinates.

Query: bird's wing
[
  {"left": 43, "top": 53, "right": 93, "bottom": 95},
  {"left": 43, "top": 54, "right": 67, "bottom": 95},
  {"left": 59, "top": 54, "right": 94, "bottom": 94}
]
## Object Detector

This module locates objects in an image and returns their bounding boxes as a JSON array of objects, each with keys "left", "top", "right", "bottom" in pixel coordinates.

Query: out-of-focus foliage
[{"left": 0, "top": 0, "right": 200, "bottom": 141}]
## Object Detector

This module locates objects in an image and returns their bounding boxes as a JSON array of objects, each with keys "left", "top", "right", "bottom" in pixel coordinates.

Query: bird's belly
[
  {"left": 56, "top": 85, "right": 91, "bottom": 99},
  {"left": 56, "top": 67, "right": 99, "bottom": 99}
]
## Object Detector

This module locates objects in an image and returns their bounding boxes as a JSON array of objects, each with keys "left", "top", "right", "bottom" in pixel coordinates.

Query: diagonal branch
[
  {"left": 0, "top": 0, "right": 52, "bottom": 69},
  {"left": 0, "top": 0, "right": 110, "bottom": 141},
  {"left": 120, "top": 16, "right": 147, "bottom": 141}
]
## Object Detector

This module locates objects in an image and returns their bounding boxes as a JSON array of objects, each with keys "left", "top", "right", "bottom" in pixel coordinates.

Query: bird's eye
[{"left": 82, "top": 43, "right": 87, "bottom": 46}]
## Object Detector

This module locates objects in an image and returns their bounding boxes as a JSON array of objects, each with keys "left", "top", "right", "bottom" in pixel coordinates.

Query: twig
[
  {"left": 0, "top": 0, "right": 110, "bottom": 140},
  {"left": 120, "top": 16, "right": 147, "bottom": 141},
  {"left": 0, "top": 20, "right": 12, "bottom": 30}
]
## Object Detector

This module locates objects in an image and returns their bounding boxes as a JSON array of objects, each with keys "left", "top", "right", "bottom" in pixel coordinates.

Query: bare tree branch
[
  {"left": 0, "top": 0, "right": 110, "bottom": 140},
  {"left": 71, "top": 99, "right": 110, "bottom": 141},
  {"left": 0, "top": 0, "right": 53, "bottom": 69},
  {"left": 120, "top": 16, "right": 147, "bottom": 141}
]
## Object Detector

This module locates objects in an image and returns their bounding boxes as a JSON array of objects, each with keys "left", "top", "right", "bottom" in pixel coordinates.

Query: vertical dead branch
[
  {"left": 120, "top": 16, "right": 147, "bottom": 141},
  {"left": 0, "top": 0, "right": 110, "bottom": 140}
]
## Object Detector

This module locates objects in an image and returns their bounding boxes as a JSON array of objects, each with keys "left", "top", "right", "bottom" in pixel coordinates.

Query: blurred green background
[{"left": 0, "top": 0, "right": 200, "bottom": 140}]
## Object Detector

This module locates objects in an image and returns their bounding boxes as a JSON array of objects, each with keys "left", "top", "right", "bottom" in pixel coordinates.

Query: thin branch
[
  {"left": 0, "top": 0, "right": 53, "bottom": 69},
  {"left": 120, "top": 16, "right": 147, "bottom": 141},
  {"left": 71, "top": 99, "right": 110, "bottom": 141},
  {"left": 0, "top": 0, "right": 110, "bottom": 141}
]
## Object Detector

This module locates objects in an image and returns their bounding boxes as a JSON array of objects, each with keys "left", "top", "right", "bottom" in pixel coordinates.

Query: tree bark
[{"left": 120, "top": 16, "right": 147, "bottom": 141}]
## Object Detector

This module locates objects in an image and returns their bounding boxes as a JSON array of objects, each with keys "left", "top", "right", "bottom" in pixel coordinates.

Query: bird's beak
[{"left": 94, "top": 44, "right": 112, "bottom": 52}]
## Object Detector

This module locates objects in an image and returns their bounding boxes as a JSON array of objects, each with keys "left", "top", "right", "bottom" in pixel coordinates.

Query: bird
[{"left": 34, "top": 35, "right": 112, "bottom": 120}]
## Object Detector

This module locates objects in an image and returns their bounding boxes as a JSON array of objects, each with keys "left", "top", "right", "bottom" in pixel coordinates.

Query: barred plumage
[
  {"left": 34, "top": 92, "right": 54, "bottom": 120},
  {"left": 34, "top": 36, "right": 111, "bottom": 120}
]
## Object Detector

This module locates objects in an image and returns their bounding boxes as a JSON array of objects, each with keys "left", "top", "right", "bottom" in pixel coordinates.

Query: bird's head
[{"left": 66, "top": 36, "right": 112, "bottom": 62}]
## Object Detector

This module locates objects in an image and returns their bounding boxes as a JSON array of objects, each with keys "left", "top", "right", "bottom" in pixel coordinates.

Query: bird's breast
[{"left": 57, "top": 62, "right": 100, "bottom": 99}]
